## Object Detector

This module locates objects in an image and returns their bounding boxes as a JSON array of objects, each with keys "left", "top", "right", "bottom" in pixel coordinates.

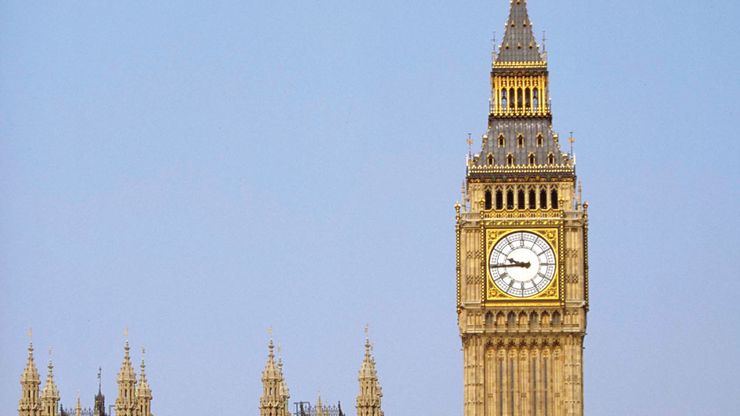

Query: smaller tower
[
  {"left": 136, "top": 350, "right": 153, "bottom": 416},
  {"left": 93, "top": 368, "right": 106, "bottom": 416},
  {"left": 40, "top": 356, "right": 60, "bottom": 416},
  {"left": 114, "top": 339, "right": 137, "bottom": 416},
  {"left": 276, "top": 347, "right": 290, "bottom": 416},
  {"left": 74, "top": 394, "right": 82, "bottom": 416},
  {"left": 315, "top": 395, "right": 326, "bottom": 416},
  {"left": 259, "top": 338, "right": 289, "bottom": 416},
  {"left": 19, "top": 340, "right": 41, "bottom": 416},
  {"left": 355, "top": 331, "right": 383, "bottom": 416}
]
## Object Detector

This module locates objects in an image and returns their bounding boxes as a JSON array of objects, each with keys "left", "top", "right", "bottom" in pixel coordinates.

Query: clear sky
[{"left": 1, "top": 0, "right": 739, "bottom": 415}]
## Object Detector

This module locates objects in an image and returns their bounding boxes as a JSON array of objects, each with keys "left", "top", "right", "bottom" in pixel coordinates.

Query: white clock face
[{"left": 489, "top": 231, "right": 556, "bottom": 298}]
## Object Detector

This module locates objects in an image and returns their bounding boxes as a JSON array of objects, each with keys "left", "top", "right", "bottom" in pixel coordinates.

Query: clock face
[{"left": 489, "top": 231, "right": 556, "bottom": 298}]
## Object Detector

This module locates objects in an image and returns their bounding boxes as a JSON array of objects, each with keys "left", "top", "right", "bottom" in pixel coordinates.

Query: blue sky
[{"left": 1, "top": 1, "right": 739, "bottom": 415}]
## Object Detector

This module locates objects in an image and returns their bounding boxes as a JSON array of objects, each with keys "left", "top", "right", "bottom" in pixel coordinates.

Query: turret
[
  {"left": 40, "top": 357, "right": 60, "bottom": 416},
  {"left": 259, "top": 338, "right": 289, "bottom": 416},
  {"left": 355, "top": 333, "right": 383, "bottom": 416},
  {"left": 19, "top": 341, "right": 41, "bottom": 416},
  {"left": 93, "top": 368, "right": 106, "bottom": 416},
  {"left": 114, "top": 340, "right": 137, "bottom": 416},
  {"left": 136, "top": 350, "right": 153, "bottom": 416}
]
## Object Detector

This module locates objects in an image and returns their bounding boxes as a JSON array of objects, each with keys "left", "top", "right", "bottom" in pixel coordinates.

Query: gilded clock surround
[
  {"left": 455, "top": 1, "right": 588, "bottom": 416},
  {"left": 483, "top": 227, "right": 562, "bottom": 305}
]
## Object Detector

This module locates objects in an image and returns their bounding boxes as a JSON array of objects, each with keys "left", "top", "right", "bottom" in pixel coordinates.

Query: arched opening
[
  {"left": 528, "top": 153, "right": 536, "bottom": 165},
  {"left": 509, "top": 88, "right": 515, "bottom": 110},
  {"left": 517, "top": 135, "right": 524, "bottom": 148},
  {"left": 533, "top": 88, "right": 540, "bottom": 110},
  {"left": 525, "top": 88, "right": 531, "bottom": 109},
  {"left": 537, "top": 134, "right": 544, "bottom": 147},
  {"left": 548, "top": 153, "right": 555, "bottom": 164},
  {"left": 485, "top": 311, "right": 494, "bottom": 327},
  {"left": 517, "top": 190, "right": 525, "bottom": 209},
  {"left": 506, "top": 190, "right": 514, "bottom": 209},
  {"left": 507, "top": 154, "right": 514, "bottom": 166},
  {"left": 485, "top": 190, "right": 492, "bottom": 210},
  {"left": 517, "top": 88, "right": 523, "bottom": 109},
  {"left": 540, "top": 189, "right": 547, "bottom": 209},
  {"left": 487, "top": 154, "right": 494, "bottom": 165},
  {"left": 501, "top": 90, "right": 507, "bottom": 110},
  {"left": 529, "top": 189, "right": 536, "bottom": 209},
  {"left": 507, "top": 312, "right": 516, "bottom": 326},
  {"left": 498, "top": 135, "right": 505, "bottom": 147},
  {"left": 551, "top": 189, "right": 559, "bottom": 209},
  {"left": 552, "top": 311, "right": 561, "bottom": 325},
  {"left": 495, "top": 190, "right": 503, "bottom": 210}
]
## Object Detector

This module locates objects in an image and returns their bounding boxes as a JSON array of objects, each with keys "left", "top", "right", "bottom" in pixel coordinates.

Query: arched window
[
  {"left": 507, "top": 154, "right": 514, "bottom": 166},
  {"left": 517, "top": 135, "right": 524, "bottom": 148},
  {"left": 509, "top": 88, "right": 515, "bottom": 108},
  {"left": 548, "top": 153, "right": 555, "bottom": 164},
  {"left": 537, "top": 134, "right": 544, "bottom": 147},
  {"left": 485, "top": 312, "right": 494, "bottom": 327},
  {"left": 501, "top": 90, "right": 507, "bottom": 110},
  {"left": 533, "top": 88, "right": 539, "bottom": 110},
  {"left": 539, "top": 189, "right": 547, "bottom": 209},
  {"left": 525, "top": 88, "right": 531, "bottom": 108},
  {"left": 551, "top": 189, "right": 559, "bottom": 209},
  {"left": 495, "top": 190, "right": 503, "bottom": 210},
  {"left": 517, "top": 190, "right": 525, "bottom": 209},
  {"left": 517, "top": 88, "right": 523, "bottom": 109},
  {"left": 506, "top": 190, "right": 514, "bottom": 209},
  {"left": 485, "top": 190, "right": 492, "bottom": 210},
  {"left": 528, "top": 189, "right": 536, "bottom": 209},
  {"left": 487, "top": 154, "right": 494, "bottom": 165},
  {"left": 528, "top": 153, "right": 536, "bottom": 165},
  {"left": 498, "top": 134, "right": 505, "bottom": 147}
]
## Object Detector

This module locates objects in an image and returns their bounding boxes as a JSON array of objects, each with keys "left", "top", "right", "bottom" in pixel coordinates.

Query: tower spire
[
  {"left": 260, "top": 335, "right": 289, "bottom": 416},
  {"left": 496, "top": 0, "right": 544, "bottom": 63},
  {"left": 19, "top": 337, "right": 41, "bottom": 416},
  {"left": 136, "top": 348, "right": 152, "bottom": 416},
  {"left": 114, "top": 334, "right": 136, "bottom": 416},
  {"left": 93, "top": 368, "right": 106, "bottom": 416},
  {"left": 40, "top": 351, "right": 59, "bottom": 416},
  {"left": 356, "top": 328, "right": 383, "bottom": 416}
]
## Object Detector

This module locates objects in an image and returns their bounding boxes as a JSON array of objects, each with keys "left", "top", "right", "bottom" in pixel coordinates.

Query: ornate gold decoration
[{"left": 482, "top": 227, "right": 563, "bottom": 307}]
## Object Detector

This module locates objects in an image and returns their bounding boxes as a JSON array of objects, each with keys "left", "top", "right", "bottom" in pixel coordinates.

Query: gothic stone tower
[{"left": 455, "top": 1, "right": 589, "bottom": 416}]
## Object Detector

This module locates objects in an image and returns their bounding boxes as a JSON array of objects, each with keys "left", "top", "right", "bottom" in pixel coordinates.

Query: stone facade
[{"left": 456, "top": 1, "right": 589, "bottom": 415}]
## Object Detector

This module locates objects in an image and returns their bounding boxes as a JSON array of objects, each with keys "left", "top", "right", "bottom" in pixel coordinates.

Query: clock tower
[{"left": 455, "top": 1, "right": 589, "bottom": 416}]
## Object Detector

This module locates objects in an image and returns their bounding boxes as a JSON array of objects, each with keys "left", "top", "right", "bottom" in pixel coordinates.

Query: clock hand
[{"left": 490, "top": 262, "right": 530, "bottom": 269}]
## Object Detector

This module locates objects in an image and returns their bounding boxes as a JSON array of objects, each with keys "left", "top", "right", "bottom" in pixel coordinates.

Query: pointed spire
[
  {"left": 93, "top": 368, "right": 106, "bottom": 416},
  {"left": 136, "top": 348, "right": 152, "bottom": 416},
  {"left": 114, "top": 332, "right": 136, "bottom": 416},
  {"left": 260, "top": 333, "right": 289, "bottom": 416},
  {"left": 19, "top": 336, "right": 41, "bottom": 416},
  {"left": 496, "top": 0, "right": 544, "bottom": 63},
  {"left": 75, "top": 394, "right": 82, "bottom": 416},
  {"left": 40, "top": 351, "right": 59, "bottom": 416},
  {"left": 356, "top": 327, "right": 383, "bottom": 416},
  {"left": 136, "top": 348, "right": 152, "bottom": 398}
]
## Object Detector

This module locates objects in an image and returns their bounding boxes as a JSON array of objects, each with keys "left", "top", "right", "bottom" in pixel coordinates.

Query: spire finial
[
  {"left": 568, "top": 132, "right": 576, "bottom": 157},
  {"left": 364, "top": 325, "right": 372, "bottom": 356},
  {"left": 47, "top": 347, "right": 53, "bottom": 372},
  {"left": 467, "top": 133, "right": 473, "bottom": 156},
  {"left": 141, "top": 347, "right": 146, "bottom": 371},
  {"left": 97, "top": 367, "right": 102, "bottom": 393},
  {"left": 542, "top": 30, "right": 547, "bottom": 51}
]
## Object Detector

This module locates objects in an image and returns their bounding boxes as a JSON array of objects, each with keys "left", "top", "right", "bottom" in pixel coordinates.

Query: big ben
[{"left": 455, "top": 1, "right": 588, "bottom": 416}]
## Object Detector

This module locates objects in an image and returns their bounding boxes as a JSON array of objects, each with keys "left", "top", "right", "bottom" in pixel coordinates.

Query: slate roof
[{"left": 495, "top": 0, "right": 544, "bottom": 63}]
